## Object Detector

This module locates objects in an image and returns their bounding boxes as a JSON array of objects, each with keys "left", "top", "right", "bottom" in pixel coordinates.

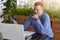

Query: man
[{"left": 24, "top": 2, "right": 53, "bottom": 40}]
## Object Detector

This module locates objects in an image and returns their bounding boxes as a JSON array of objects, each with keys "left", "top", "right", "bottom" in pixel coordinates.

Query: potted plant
[{"left": 2, "top": 0, "right": 17, "bottom": 23}]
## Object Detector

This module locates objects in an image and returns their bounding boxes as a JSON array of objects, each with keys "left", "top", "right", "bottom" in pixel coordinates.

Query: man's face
[{"left": 34, "top": 5, "right": 43, "bottom": 15}]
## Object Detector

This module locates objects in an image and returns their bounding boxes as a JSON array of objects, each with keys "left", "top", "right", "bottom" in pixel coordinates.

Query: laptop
[{"left": 0, "top": 23, "right": 25, "bottom": 40}]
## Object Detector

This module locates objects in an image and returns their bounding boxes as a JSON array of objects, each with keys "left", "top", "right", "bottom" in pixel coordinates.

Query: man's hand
[{"left": 32, "top": 14, "right": 39, "bottom": 20}]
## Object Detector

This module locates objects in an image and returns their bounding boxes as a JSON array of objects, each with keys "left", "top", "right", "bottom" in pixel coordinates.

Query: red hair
[{"left": 34, "top": 2, "right": 43, "bottom": 7}]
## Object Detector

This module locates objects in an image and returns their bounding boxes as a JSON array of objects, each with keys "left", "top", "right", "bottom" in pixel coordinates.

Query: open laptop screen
[{"left": 1, "top": 23, "right": 25, "bottom": 40}]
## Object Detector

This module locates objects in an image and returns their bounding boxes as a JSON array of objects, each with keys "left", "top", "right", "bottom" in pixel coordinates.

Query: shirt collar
[{"left": 39, "top": 11, "right": 44, "bottom": 17}]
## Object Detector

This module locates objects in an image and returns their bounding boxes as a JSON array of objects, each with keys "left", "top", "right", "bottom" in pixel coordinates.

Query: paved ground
[{"left": 0, "top": 33, "right": 3, "bottom": 40}]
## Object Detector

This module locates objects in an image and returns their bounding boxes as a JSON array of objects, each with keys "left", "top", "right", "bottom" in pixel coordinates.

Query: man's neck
[{"left": 39, "top": 10, "right": 43, "bottom": 16}]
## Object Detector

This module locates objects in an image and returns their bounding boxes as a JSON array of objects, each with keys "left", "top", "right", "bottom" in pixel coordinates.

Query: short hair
[{"left": 34, "top": 2, "right": 43, "bottom": 7}]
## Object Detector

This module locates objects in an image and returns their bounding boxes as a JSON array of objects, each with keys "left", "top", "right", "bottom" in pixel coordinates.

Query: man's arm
[
  {"left": 24, "top": 14, "right": 32, "bottom": 31},
  {"left": 35, "top": 14, "right": 51, "bottom": 34}
]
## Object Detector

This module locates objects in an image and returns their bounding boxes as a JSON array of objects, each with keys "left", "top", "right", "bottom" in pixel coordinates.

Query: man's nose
[{"left": 34, "top": 10, "right": 37, "bottom": 13}]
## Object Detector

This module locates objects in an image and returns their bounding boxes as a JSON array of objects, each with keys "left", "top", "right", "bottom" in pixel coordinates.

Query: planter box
[
  {"left": 14, "top": 15, "right": 28, "bottom": 24},
  {"left": 51, "top": 18, "right": 60, "bottom": 40}
]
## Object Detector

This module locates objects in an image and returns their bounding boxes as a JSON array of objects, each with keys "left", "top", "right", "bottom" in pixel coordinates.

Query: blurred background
[{"left": 0, "top": 0, "right": 60, "bottom": 40}]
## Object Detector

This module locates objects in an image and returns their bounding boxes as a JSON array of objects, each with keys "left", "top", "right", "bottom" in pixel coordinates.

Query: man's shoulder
[
  {"left": 43, "top": 12, "right": 50, "bottom": 18},
  {"left": 40, "top": 11, "right": 50, "bottom": 20}
]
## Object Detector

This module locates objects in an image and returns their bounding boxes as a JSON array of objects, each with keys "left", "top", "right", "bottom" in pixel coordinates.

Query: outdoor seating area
[{"left": 0, "top": 0, "right": 60, "bottom": 40}]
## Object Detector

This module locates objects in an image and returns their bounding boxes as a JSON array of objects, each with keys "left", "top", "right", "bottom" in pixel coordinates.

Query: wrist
[{"left": 33, "top": 18, "right": 39, "bottom": 21}]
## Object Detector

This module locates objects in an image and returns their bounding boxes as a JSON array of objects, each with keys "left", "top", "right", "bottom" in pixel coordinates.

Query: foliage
[
  {"left": 2, "top": 0, "right": 17, "bottom": 23},
  {"left": 3, "top": 0, "right": 16, "bottom": 9},
  {"left": 3, "top": 8, "right": 60, "bottom": 18},
  {"left": 44, "top": 8, "right": 60, "bottom": 18},
  {"left": 6, "top": 8, "right": 34, "bottom": 16}
]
